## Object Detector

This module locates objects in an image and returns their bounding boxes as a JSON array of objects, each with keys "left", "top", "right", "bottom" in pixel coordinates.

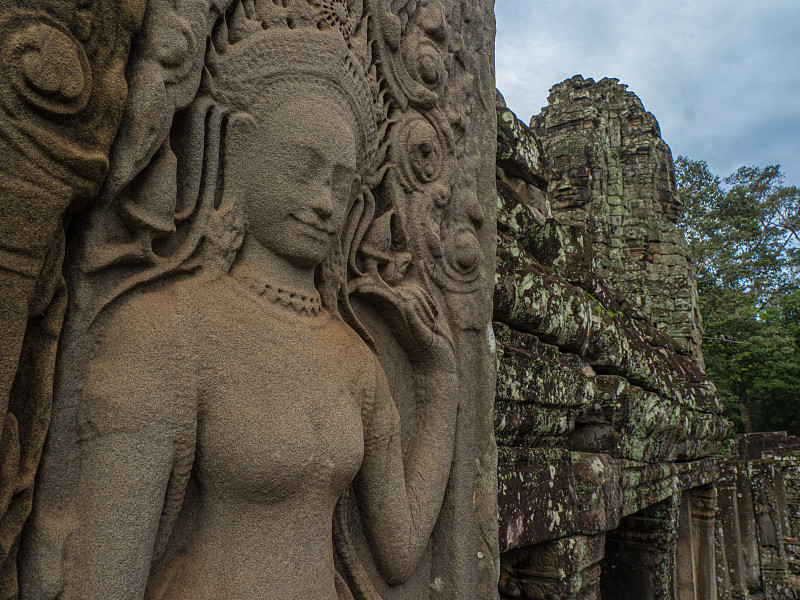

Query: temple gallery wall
[
  {"left": 494, "top": 76, "right": 800, "bottom": 600},
  {"left": 0, "top": 1, "right": 796, "bottom": 598}
]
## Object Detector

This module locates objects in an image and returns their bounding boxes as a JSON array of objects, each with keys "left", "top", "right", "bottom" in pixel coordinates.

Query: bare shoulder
[
  {"left": 101, "top": 276, "right": 207, "bottom": 338},
  {"left": 324, "top": 312, "right": 380, "bottom": 369},
  {"left": 82, "top": 277, "right": 207, "bottom": 432}
]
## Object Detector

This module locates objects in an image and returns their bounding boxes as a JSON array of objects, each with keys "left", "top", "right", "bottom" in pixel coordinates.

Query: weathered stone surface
[
  {"left": 571, "top": 375, "right": 728, "bottom": 463},
  {"left": 500, "top": 534, "right": 604, "bottom": 600},
  {"left": 602, "top": 497, "right": 679, "bottom": 600},
  {"left": 495, "top": 324, "right": 594, "bottom": 448},
  {"left": 494, "top": 80, "right": 729, "bottom": 599},
  {"left": 499, "top": 448, "right": 620, "bottom": 550},
  {"left": 495, "top": 190, "right": 720, "bottom": 415},
  {"left": 717, "top": 433, "right": 800, "bottom": 599},
  {"left": 532, "top": 76, "right": 703, "bottom": 362},
  {"left": 0, "top": 1, "right": 146, "bottom": 594},
  {"left": 2, "top": 0, "right": 498, "bottom": 598}
]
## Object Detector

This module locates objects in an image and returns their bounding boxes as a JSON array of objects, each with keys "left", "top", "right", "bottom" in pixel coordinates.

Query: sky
[{"left": 494, "top": 0, "right": 800, "bottom": 187}]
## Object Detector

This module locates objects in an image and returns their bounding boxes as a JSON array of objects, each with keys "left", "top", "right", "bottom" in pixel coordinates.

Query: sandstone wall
[
  {"left": 717, "top": 433, "right": 800, "bottom": 599},
  {"left": 494, "top": 78, "right": 729, "bottom": 599},
  {"left": 1, "top": 1, "right": 499, "bottom": 597}
]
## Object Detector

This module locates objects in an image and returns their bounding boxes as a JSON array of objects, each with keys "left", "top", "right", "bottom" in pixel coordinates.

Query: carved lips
[{"left": 291, "top": 213, "right": 337, "bottom": 238}]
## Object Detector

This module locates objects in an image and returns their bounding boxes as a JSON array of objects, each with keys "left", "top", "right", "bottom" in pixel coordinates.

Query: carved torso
[
  {"left": 14, "top": 1, "right": 494, "bottom": 597},
  {"left": 90, "top": 274, "right": 375, "bottom": 600},
  {"left": 196, "top": 276, "right": 369, "bottom": 508}
]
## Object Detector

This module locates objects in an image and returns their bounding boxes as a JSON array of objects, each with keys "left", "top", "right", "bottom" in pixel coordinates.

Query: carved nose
[{"left": 310, "top": 187, "right": 334, "bottom": 219}]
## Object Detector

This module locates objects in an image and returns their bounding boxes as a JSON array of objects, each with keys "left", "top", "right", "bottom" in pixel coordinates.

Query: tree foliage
[{"left": 675, "top": 157, "right": 800, "bottom": 433}]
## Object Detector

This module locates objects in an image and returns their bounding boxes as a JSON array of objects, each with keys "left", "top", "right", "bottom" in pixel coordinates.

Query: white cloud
[{"left": 494, "top": 0, "right": 800, "bottom": 184}]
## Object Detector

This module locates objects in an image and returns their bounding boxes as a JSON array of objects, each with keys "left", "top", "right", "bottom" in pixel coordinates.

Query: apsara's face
[{"left": 236, "top": 95, "right": 358, "bottom": 269}]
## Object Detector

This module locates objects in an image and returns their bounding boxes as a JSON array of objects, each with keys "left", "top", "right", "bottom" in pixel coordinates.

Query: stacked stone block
[
  {"left": 717, "top": 433, "right": 800, "bottom": 599},
  {"left": 494, "top": 80, "right": 729, "bottom": 599},
  {"left": 532, "top": 76, "right": 703, "bottom": 363}
]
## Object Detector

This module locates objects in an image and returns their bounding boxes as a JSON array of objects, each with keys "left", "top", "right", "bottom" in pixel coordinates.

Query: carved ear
[{"left": 218, "top": 112, "right": 257, "bottom": 211}]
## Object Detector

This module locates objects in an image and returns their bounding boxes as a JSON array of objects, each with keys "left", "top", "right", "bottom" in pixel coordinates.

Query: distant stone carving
[
  {"left": 533, "top": 76, "right": 704, "bottom": 362},
  {"left": 718, "top": 432, "right": 800, "bottom": 598},
  {"left": 8, "top": 0, "right": 496, "bottom": 598}
]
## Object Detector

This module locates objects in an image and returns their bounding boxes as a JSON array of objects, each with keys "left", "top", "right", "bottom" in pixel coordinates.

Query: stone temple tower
[{"left": 533, "top": 75, "right": 703, "bottom": 364}]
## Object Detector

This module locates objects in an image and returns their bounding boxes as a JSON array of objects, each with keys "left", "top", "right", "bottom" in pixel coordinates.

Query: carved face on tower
[{"left": 227, "top": 94, "right": 358, "bottom": 269}]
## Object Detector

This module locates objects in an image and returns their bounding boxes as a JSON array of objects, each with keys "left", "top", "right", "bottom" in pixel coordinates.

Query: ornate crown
[{"left": 204, "top": 0, "right": 379, "bottom": 170}]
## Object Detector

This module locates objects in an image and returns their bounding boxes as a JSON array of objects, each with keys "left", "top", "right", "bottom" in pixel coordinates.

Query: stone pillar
[
  {"left": 781, "top": 455, "right": 800, "bottom": 538},
  {"left": 715, "top": 511, "right": 733, "bottom": 600},
  {"left": 750, "top": 462, "right": 791, "bottom": 598},
  {"left": 783, "top": 454, "right": 800, "bottom": 591},
  {"left": 735, "top": 465, "right": 764, "bottom": 595},
  {"left": 676, "top": 493, "right": 698, "bottom": 600},
  {"left": 601, "top": 497, "right": 679, "bottom": 599},
  {"left": 717, "top": 463, "right": 750, "bottom": 599},
  {"left": 689, "top": 485, "right": 718, "bottom": 599}
]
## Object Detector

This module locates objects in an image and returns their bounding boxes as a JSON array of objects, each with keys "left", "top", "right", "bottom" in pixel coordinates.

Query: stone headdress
[
  {"left": 205, "top": 1, "right": 379, "bottom": 170},
  {"left": 63, "top": 0, "right": 384, "bottom": 326}
]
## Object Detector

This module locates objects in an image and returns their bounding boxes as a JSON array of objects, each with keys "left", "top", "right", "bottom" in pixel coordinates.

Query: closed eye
[{"left": 291, "top": 146, "right": 326, "bottom": 182}]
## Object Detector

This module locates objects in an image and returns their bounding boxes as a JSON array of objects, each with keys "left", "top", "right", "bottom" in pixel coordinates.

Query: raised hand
[{"left": 350, "top": 276, "right": 454, "bottom": 366}]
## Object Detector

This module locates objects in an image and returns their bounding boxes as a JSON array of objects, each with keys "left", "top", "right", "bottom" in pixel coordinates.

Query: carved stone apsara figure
[{"left": 19, "top": 2, "right": 463, "bottom": 598}]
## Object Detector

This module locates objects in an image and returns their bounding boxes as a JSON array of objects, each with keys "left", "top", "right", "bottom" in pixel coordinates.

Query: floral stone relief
[{"left": 0, "top": 0, "right": 497, "bottom": 598}]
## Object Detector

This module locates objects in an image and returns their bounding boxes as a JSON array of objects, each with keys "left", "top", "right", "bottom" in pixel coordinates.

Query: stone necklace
[{"left": 234, "top": 269, "right": 322, "bottom": 316}]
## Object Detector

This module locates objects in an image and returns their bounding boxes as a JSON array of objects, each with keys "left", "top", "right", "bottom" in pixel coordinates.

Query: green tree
[
  {"left": 676, "top": 158, "right": 800, "bottom": 306},
  {"left": 741, "top": 292, "right": 800, "bottom": 433},
  {"left": 675, "top": 157, "right": 800, "bottom": 433}
]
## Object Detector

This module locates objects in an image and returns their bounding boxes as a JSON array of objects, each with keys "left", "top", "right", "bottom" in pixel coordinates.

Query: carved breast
[
  {"left": 145, "top": 277, "right": 374, "bottom": 600},
  {"left": 195, "top": 287, "right": 369, "bottom": 507}
]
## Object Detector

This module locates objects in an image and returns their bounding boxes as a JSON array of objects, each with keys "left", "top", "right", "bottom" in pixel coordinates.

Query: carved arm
[
  {"left": 352, "top": 281, "right": 458, "bottom": 585},
  {"left": 20, "top": 298, "right": 193, "bottom": 600}
]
